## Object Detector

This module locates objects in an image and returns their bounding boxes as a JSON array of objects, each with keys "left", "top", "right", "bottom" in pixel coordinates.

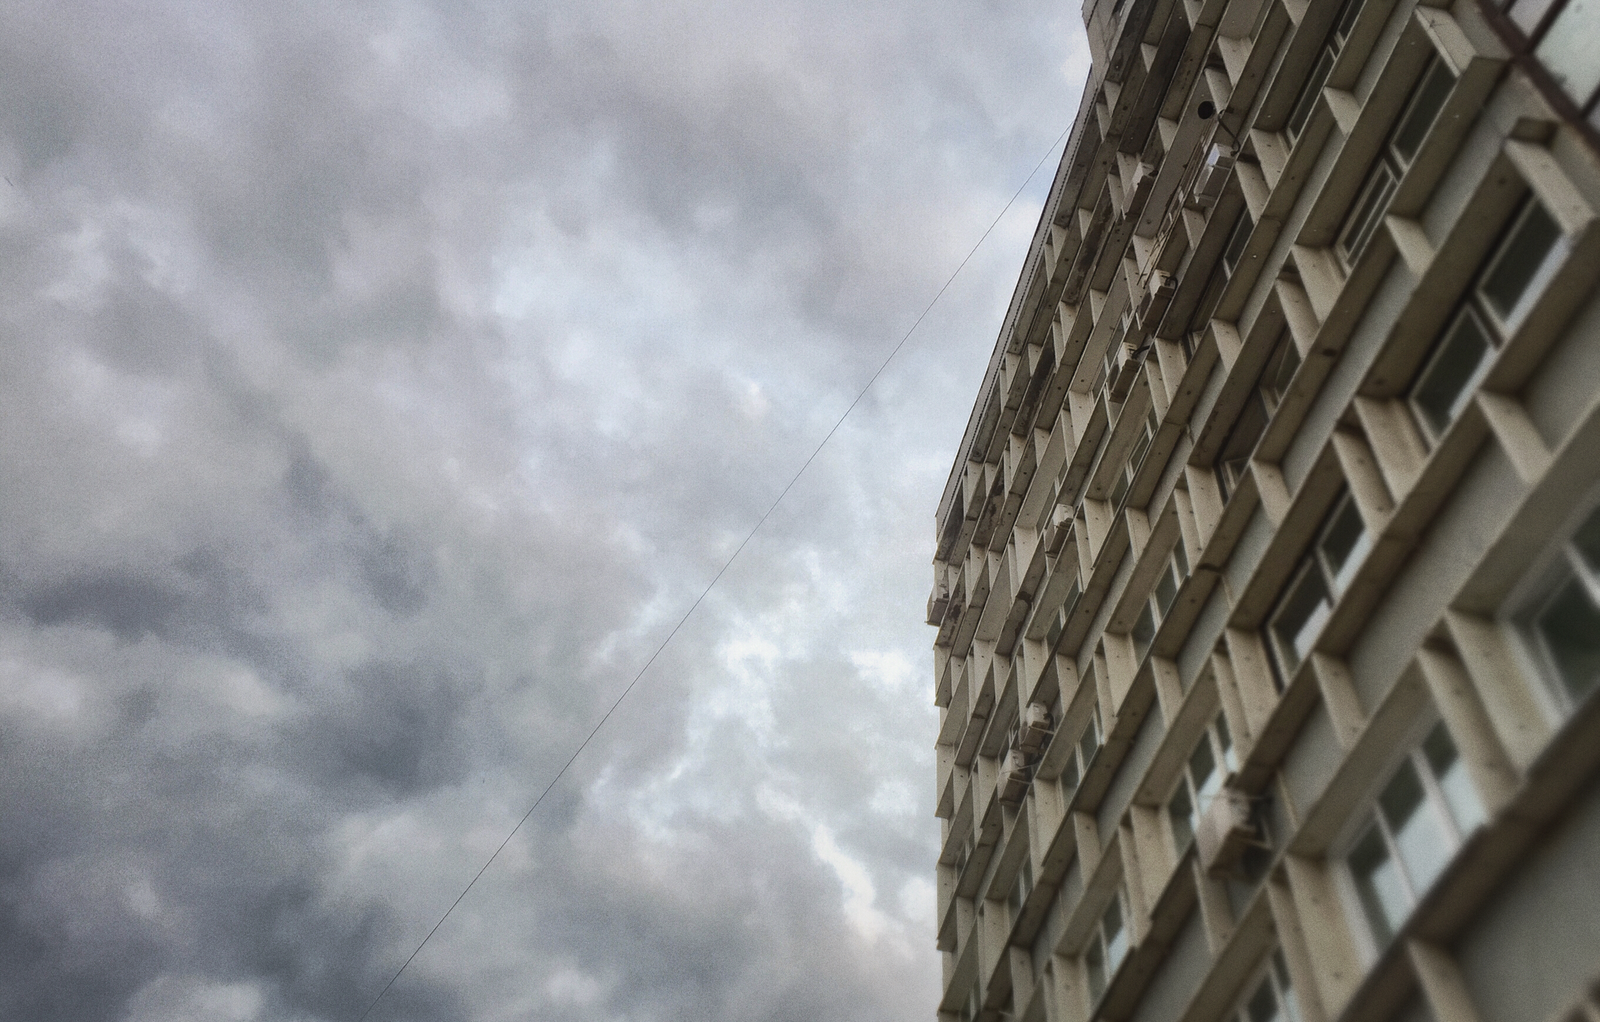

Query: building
[{"left": 925, "top": 0, "right": 1600, "bottom": 1019}]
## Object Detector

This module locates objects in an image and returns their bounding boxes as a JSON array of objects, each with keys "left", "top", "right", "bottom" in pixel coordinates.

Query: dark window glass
[
  {"left": 1223, "top": 210, "right": 1256, "bottom": 276},
  {"left": 1270, "top": 562, "right": 1332, "bottom": 676},
  {"left": 1217, "top": 391, "right": 1270, "bottom": 501},
  {"left": 1536, "top": 577, "right": 1600, "bottom": 701},
  {"left": 1132, "top": 601, "right": 1157, "bottom": 660},
  {"left": 1411, "top": 308, "right": 1492, "bottom": 438},
  {"left": 1339, "top": 162, "right": 1398, "bottom": 262},
  {"left": 1391, "top": 61, "right": 1458, "bottom": 164},
  {"left": 1349, "top": 825, "right": 1404, "bottom": 946},
  {"left": 1260, "top": 329, "right": 1302, "bottom": 412},
  {"left": 1479, "top": 201, "right": 1563, "bottom": 325},
  {"left": 1573, "top": 505, "right": 1600, "bottom": 571},
  {"left": 1318, "top": 496, "right": 1368, "bottom": 593},
  {"left": 1289, "top": 49, "right": 1337, "bottom": 140}
]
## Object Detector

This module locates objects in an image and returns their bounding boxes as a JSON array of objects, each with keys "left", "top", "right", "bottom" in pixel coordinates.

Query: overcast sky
[{"left": 0, "top": 2, "right": 1088, "bottom": 1019}]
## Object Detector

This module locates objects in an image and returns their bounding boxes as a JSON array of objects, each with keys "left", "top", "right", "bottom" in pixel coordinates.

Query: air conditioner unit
[
  {"left": 1195, "top": 788, "right": 1259, "bottom": 873},
  {"left": 998, "top": 750, "right": 1031, "bottom": 804},
  {"left": 1019, "top": 702, "right": 1053, "bottom": 752},
  {"left": 1194, "top": 144, "right": 1235, "bottom": 209},
  {"left": 1137, "top": 271, "right": 1177, "bottom": 328},
  {"left": 1106, "top": 339, "right": 1148, "bottom": 401},
  {"left": 1045, "top": 504, "right": 1074, "bottom": 556}
]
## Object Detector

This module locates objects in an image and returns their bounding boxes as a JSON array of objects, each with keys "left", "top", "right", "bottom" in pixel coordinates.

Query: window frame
[
  {"left": 1133, "top": 539, "right": 1192, "bottom": 663},
  {"left": 1214, "top": 327, "right": 1301, "bottom": 505},
  {"left": 1286, "top": 0, "right": 1367, "bottom": 143},
  {"left": 1335, "top": 55, "right": 1459, "bottom": 269},
  {"left": 1228, "top": 948, "right": 1303, "bottom": 1022},
  {"left": 1509, "top": 499, "right": 1600, "bottom": 717},
  {"left": 1476, "top": 0, "right": 1600, "bottom": 151},
  {"left": 1166, "top": 711, "right": 1240, "bottom": 853},
  {"left": 1083, "top": 884, "right": 1130, "bottom": 1007},
  {"left": 1406, "top": 195, "right": 1570, "bottom": 444},
  {"left": 1265, "top": 488, "right": 1373, "bottom": 684},
  {"left": 1337, "top": 717, "right": 1486, "bottom": 956}
]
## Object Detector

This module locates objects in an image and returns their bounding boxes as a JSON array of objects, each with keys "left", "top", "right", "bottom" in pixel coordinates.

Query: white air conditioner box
[
  {"left": 1019, "top": 702, "right": 1053, "bottom": 752},
  {"left": 998, "top": 750, "right": 1031, "bottom": 804},
  {"left": 1138, "top": 271, "right": 1177, "bottom": 328},
  {"left": 1195, "top": 788, "right": 1257, "bottom": 873},
  {"left": 1044, "top": 504, "right": 1074, "bottom": 556},
  {"left": 1194, "top": 145, "right": 1235, "bottom": 209}
]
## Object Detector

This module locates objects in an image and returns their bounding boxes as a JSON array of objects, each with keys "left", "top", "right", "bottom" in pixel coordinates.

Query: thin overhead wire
[{"left": 355, "top": 120, "right": 1073, "bottom": 1021}]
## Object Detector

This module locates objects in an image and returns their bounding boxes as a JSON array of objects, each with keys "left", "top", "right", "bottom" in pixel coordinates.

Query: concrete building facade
[{"left": 925, "top": 0, "right": 1600, "bottom": 1019}]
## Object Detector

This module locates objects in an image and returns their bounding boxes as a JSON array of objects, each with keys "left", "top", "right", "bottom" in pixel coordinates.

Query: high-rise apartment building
[{"left": 925, "top": 0, "right": 1600, "bottom": 1019}]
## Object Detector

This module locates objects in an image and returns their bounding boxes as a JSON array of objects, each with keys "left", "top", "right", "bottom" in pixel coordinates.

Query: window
[
  {"left": 1493, "top": 0, "right": 1600, "bottom": 120},
  {"left": 1336, "top": 58, "right": 1457, "bottom": 265},
  {"left": 1110, "top": 407, "right": 1160, "bottom": 510},
  {"left": 1222, "top": 209, "right": 1256, "bottom": 278},
  {"left": 1523, "top": 503, "right": 1600, "bottom": 708},
  {"left": 1009, "top": 856, "right": 1035, "bottom": 921},
  {"left": 1409, "top": 197, "right": 1567, "bottom": 441},
  {"left": 1266, "top": 490, "right": 1372, "bottom": 682},
  {"left": 1216, "top": 329, "right": 1302, "bottom": 503},
  {"left": 1134, "top": 540, "right": 1192, "bottom": 662},
  {"left": 1167, "top": 712, "right": 1239, "bottom": 851},
  {"left": 1346, "top": 721, "right": 1485, "bottom": 947},
  {"left": 1231, "top": 950, "right": 1302, "bottom": 1022},
  {"left": 1059, "top": 706, "right": 1105, "bottom": 801},
  {"left": 1084, "top": 888, "right": 1129, "bottom": 1004},
  {"left": 1287, "top": 0, "right": 1366, "bottom": 140}
]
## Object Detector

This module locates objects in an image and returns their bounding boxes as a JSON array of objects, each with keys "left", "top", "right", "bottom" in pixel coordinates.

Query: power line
[{"left": 355, "top": 121, "right": 1072, "bottom": 1021}]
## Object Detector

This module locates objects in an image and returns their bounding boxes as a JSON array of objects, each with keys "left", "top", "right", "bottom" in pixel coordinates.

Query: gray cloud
[{"left": 0, "top": 0, "right": 1086, "bottom": 1019}]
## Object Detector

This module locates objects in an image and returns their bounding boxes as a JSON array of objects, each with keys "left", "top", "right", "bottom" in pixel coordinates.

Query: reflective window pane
[
  {"left": 1086, "top": 941, "right": 1108, "bottom": 1003},
  {"left": 1104, "top": 895, "right": 1128, "bottom": 971},
  {"left": 1536, "top": 0, "right": 1600, "bottom": 108},
  {"left": 1571, "top": 505, "right": 1600, "bottom": 572},
  {"left": 1261, "top": 329, "right": 1302, "bottom": 413},
  {"left": 1224, "top": 210, "right": 1256, "bottom": 276},
  {"left": 1170, "top": 781, "right": 1196, "bottom": 850},
  {"left": 1350, "top": 824, "right": 1407, "bottom": 946},
  {"left": 1479, "top": 201, "right": 1563, "bottom": 328},
  {"left": 1156, "top": 562, "right": 1180, "bottom": 617},
  {"left": 1422, "top": 723, "right": 1485, "bottom": 834},
  {"left": 1272, "top": 564, "right": 1333, "bottom": 674},
  {"left": 1411, "top": 307, "right": 1493, "bottom": 439},
  {"left": 1289, "top": 49, "right": 1337, "bottom": 139},
  {"left": 1318, "top": 494, "right": 1370, "bottom": 595},
  {"left": 1391, "top": 61, "right": 1458, "bottom": 166},
  {"left": 1382, "top": 759, "right": 1455, "bottom": 895},
  {"left": 1190, "top": 731, "right": 1219, "bottom": 804},
  {"left": 1247, "top": 975, "right": 1282, "bottom": 1022},
  {"left": 1536, "top": 576, "right": 1600, "bottom": 702},
  {"left": 1133, "top": 601, "right": 1157, "bottom": 660},
  {"left": 1509, "top": 0, "right": 1560, "bottom": 34},
  {"left": 1215, "top": 712, "right": 1235, "bottom": 763},
  {"left": 1272, "top": 951, "right": 1302, "bottom": 1022},
  {"left": 1339, "top": 162, "right": 1399, "bottom": 264}
]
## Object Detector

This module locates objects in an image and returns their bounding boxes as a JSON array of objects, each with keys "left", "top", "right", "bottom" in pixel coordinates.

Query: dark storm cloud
[{"left": 0, "top": 0, "right": 1085, "bottom": 1019}]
